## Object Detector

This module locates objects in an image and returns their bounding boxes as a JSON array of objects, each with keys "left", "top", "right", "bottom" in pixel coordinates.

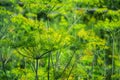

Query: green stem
[
  {"left": 48, "top": 52, "right": 51, "bottom": 80},
  {"left": 35, "top": 59, "right": 39, "bottom": 80}
]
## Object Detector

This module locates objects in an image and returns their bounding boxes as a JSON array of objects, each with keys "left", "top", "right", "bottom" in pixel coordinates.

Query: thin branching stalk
[
  {"left": 59, "top": 51, "right": 75, "bottom": 78},
  {"left": 111, "top": 32, "right": 115, "bottom": 79},
  {"left": 67, "top": 62, "right": 75, "bottom": 80}
]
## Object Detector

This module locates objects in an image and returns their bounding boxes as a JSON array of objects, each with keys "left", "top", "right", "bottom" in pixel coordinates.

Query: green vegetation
[{"left": 0, "top": 0, "right": 120, "bottom": 80}]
